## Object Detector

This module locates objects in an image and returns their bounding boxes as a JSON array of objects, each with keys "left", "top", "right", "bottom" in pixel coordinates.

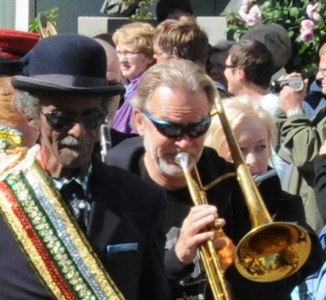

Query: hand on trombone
[{"left": 174, "top": 204, "right": 235, "bottom": 270}]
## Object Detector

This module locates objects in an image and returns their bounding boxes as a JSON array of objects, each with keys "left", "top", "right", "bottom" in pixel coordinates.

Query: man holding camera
[{"left": 275, "top": 42, "right": 326, "bottom": 233}]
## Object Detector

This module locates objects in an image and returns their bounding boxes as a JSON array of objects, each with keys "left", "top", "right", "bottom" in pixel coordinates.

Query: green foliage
[
  {"left": 225, "top": 0, "right": 326, "bottom": 77},
  {"left": 29, "top": 7, "right": 59, "bottom": 34},
  {"left": 103, "top": 0, "right": 153, "bottom": 19},
  {"left": 129, "top": 0, "right": 154, "bottom": 20}
]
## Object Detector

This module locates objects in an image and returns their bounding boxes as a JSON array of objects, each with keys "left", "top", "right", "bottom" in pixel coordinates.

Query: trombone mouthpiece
[{"left": 175, "top": 152, "right": 189, "bottom": 171}]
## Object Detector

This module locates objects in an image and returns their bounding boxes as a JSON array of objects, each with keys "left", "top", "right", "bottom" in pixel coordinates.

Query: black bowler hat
[{"left": 11, "top": 34, "right": 125, "bottom": 95}]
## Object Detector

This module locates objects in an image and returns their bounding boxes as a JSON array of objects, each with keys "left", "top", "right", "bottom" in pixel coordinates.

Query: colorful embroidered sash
[{"left": 0, "top": 145, "right": 124, "bottom": 300}]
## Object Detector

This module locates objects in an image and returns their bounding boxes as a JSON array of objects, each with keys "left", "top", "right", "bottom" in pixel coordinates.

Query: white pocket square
[{"left": 106, "top": 243, "right": 138, "bottom": 254}]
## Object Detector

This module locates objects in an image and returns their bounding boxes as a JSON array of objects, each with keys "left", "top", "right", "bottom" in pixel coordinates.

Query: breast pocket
[{"left": 104, "top": 243, "right": 141, "bottom": 298}]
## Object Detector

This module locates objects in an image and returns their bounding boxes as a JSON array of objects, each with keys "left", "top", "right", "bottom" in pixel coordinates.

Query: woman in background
[{"left": 112, "top": 22, "right": 155, "bottom": 135}]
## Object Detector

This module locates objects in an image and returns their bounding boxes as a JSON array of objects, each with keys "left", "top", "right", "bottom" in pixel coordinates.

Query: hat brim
[{"left": 11, "top": 75, "right": 125, "bottom": 96}]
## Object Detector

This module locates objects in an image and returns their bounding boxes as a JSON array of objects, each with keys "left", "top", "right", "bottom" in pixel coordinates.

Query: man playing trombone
[{"left": 105, "top": 59, "right": 323, "bottom": 299}]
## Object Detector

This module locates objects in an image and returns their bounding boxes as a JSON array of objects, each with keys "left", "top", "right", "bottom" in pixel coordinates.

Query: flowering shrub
[{"left": 225, "top": 0, "right": 326, "bottom": 77}]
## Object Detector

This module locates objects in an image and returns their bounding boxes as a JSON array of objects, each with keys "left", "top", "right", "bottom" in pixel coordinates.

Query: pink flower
[
  {"left": 300, "top": 30, "right": 314, "bottom": 42},
  {"left": 239, "top": 4, "right": 249, "bottom": 17},
  {"left": 301, "top": 19, "right": 315, "bottom": 30},
  {"left": 247, "top": 5, "right": 261, "bottom": 26},
  {"left": 239, "top": 4, "right": 261, "bottom": 26},
  {"left": 306, "top": 2, "right": 321, "bottom": 21},
  {"left": 300, "top": 19, "right": 315, "bottom": 42}
]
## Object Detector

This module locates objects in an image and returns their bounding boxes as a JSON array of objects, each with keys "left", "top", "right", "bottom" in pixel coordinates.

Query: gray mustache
[{"left": 59, "top": 136, "right": 92, "bottom": 146}]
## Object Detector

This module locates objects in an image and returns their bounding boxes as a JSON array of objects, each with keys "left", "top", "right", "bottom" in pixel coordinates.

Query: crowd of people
[{"left": 1, "top": 0, "right": 326, "bottom": 299}]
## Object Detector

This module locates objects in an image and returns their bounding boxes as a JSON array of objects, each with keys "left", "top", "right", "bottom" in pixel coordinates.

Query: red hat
[{"left": 0, "top": 29, "right": 40, "bottom": 60}]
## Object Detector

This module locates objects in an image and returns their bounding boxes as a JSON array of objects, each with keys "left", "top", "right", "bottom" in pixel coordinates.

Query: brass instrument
[
  {"left": 212, "top": 97, "right": 311, "bottom": 282},
  {"left": 100, "top": 122, "right": 112, "bottom": 162},
  {"left": 175, "top": 152, "right": 231, "bottom": 300}
]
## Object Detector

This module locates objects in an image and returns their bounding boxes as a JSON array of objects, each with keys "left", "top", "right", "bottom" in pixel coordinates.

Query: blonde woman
[
  {"left": 206, "top": 96, "right": 275, "bottom": 177},
  {"left": 112, "top": 22, "right": 155, "bottom": 135}
]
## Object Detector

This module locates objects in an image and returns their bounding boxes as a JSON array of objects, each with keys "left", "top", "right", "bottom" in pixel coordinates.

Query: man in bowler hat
[{"left": 0, "top": 33, "right": 171, "bottom": 299}]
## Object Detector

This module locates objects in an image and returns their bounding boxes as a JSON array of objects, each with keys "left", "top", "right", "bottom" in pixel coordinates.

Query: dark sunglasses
[
  {"left": 42, "top": 110, "right": 106, "bottom": 130},
  {"left": 143, "top": 111, "right": 211, "bottom": 139}
]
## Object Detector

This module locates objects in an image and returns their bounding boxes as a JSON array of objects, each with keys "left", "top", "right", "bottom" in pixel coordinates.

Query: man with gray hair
[{"left": 106, "top": 59, "right": 241, "bottom": 299}]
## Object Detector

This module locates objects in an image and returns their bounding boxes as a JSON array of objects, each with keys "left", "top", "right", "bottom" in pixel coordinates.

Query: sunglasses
[
  {"left": 143, "top": 111, "right": 211, "bottom": 139},
  {"left": 42, "top": 110, "right": 106, "bottom": 130}
]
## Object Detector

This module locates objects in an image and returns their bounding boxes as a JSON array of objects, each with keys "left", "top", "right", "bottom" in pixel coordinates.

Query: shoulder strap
[{"left": 0, "top": 146, "right": 124, "bottom": 300}]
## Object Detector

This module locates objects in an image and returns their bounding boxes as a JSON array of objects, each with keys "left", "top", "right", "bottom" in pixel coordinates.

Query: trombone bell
[{"left": 235, "top": 222, "right": 311, "bottom": 282}]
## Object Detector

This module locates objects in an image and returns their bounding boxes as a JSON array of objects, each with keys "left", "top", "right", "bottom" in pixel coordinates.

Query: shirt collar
[{"left": 52, "top": 163, "right": 92, "bottom": 196}]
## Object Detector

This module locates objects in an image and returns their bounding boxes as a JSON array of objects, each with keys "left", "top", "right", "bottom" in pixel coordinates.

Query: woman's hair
[
  {"left": 205, "top": 96, "right": 276, "bottom": 160},
  {"left": 112, "top": 22, "right": 155, "bottom": 58},
  {"left": 0, "top": 76, "right": 27, "bottom": 127},
  {"left": 131, "top": 59, "right": 217, "bottom": 112}
]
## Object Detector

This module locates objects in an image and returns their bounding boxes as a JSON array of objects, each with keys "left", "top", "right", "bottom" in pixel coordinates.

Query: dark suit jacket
[{"left": 0, "top": 156, "right": 171, "bottom": 300}]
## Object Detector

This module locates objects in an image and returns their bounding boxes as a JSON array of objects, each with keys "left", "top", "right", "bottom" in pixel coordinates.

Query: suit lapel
[{"left": 87, "top": 157, "right": 122, "bottom": 253}]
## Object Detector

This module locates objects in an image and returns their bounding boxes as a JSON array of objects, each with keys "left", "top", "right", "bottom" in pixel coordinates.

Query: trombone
[
  {"left": 212, "top": 97, "right": 311, "bottom": 282},
  {"left": 175, "top": 152, "right": 231, "bottom": 300}
]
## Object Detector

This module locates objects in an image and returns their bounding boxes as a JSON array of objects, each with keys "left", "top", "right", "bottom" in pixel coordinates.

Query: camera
[{"left": 270, "top": 76, "right": 304, "bottom": 93}]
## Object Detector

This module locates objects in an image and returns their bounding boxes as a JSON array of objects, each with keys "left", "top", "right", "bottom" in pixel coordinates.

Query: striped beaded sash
[{"left": 0, "top": 145, "right": 124, "bottom": 300}]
